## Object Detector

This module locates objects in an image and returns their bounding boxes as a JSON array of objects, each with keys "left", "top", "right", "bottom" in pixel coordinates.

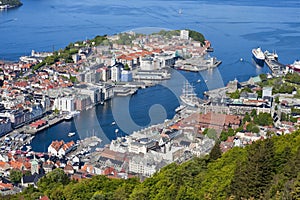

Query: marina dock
[
  {"left": 264, "top": 59, "right": 285, "bottom": 77},
  {"left": 264, "top": 50, "right": 286, "bottom": 77}
]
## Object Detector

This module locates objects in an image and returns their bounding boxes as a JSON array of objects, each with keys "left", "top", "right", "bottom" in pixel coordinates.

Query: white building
[
  {"left": 111, "top": 65, "right": 121, "bottom": 82},
  {"left": 48, "top": 140, "right": 75, "bottom": 156},
  {"left": 140, "top": 57, "right": 154, "bottom": 71},
  {"left": 78, "top": 87, "right": 101, "bottom": 104},
  {"left": 53, "top": 97, "right": 75, "bottom": 112},
  {"left": 129, "top": 155, "right": 157, "bottom": 177},
  {"left": 48, "top": 140, "right": 64, "bottom": 156},
  {"left": 262, "top": 87, "right": 273, "bottom": 98},
  {"left": 180, "top": 30, "right": 189, "bottom": 40}
]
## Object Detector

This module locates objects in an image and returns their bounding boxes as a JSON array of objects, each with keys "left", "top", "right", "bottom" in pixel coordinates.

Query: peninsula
[{"left": 0, "top": 0, "right": 22, "bottom": 9}]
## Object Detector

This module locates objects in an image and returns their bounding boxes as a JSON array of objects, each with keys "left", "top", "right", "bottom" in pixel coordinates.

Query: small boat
[
  {"left": 111, "top": 121, "right": 116, "bottom": 125},
  {"left": 197, "top": 79, "right": 201, "bottom": 83},
  {"left": 175, "top": 105, "right": 186, "bottom": 113},
  {"left": 68, "top": 132, "right": 76, "bottom": 137},
  {"left": 64, "top": 114, "right": 73, "bottom": 120},
  {"left": 26, "top": 145, "right": 32, "bottom": 151},
  {"left": 115, "top": 129, "right": 119, "bottom": 133},
  {"left": 178, "top": 9, "right": 182, "bottom": 15}
]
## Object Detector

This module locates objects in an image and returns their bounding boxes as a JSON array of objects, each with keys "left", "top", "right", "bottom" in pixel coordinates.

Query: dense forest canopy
[{"left": 7, "top": 130, "right": 300, "bottom": 200}]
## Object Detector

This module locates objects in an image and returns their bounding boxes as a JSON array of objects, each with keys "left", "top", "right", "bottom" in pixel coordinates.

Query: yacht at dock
[{"left": 252, "top": 47, "right": 265, "bottom": 67}]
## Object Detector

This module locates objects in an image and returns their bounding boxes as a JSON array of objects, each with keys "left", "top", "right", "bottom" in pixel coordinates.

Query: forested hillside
[{"left": 8, "top": 131, "right": 300, "bottom": 200}]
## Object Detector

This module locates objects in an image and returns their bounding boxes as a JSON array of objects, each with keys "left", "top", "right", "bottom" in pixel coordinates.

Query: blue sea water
[{"left": 1, "top": 0, "right": 300, "bottom": 152}]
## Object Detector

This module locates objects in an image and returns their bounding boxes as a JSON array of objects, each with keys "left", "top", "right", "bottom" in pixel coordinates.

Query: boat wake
[{"left": 0, "top": 18, "right": 17, "bottom": 25}]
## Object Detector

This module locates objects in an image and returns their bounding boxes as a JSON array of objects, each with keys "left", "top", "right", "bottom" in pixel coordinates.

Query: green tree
[
  {"left": 257, "top": 89, "right": 263, "bottom": 98},
  {"left": 254, "top": 112, "right": 273, "bottom": 126},
  {"left": 259, "top": 73, "right": 267, "bottom": 81},
  {"left": 209, "top": 141, "right": 222, "bottom": 161},
  {"left": 9, "top": 169, "right": 22, "bottom": 184},
  {"left": 124, "top": 63, "right": 130, "bottom": 71},
  {"left": 230, "top": 139, "right": 275, "bottom": 199},
  {"left": 251, "top": 126, "right": 260, "bottom": 133},
  {"left": 187, "top": 29, "right": 205, "bottom": 44},
  {"left": 242, "top": 112, "right": 251, "bottom": 124},
  {"left": 250, "top": 109, "right": 257, "bottom": 117},
  {"left": 275, "top": 96, "right": 280, "bottom": 104},
  {"left": 291, "top": 174, "right": 300, "bottom": 199},
  {"left": 229, "top": 90, "right": 240, "bottom": 99},
  {"left": 54, "top": 108, "right": 59, "bottom": 115},
  {"left": 37, "top": 168, "right": 70, "bottom": 193}
]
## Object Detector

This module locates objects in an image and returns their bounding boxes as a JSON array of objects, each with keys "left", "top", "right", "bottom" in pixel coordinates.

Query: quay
[
  {"left": 264, "top": 50, "right": 286, "bottom": 77},
  {"left": 24, "top": 116, "right": 65, "bottom": 134},
  {"left": 5, "top": 115, "right": 66, "bottom": 136},
  {"left": 113, "top": 87, "right": 138, "bottom": 97},
  {"left": 174, "top": 56, "right": 222, "bottom": 72}
]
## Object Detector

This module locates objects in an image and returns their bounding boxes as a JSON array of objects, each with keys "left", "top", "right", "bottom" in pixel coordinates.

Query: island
[{"left": 0, "top": 0, "right": 22, "bottom": 9}]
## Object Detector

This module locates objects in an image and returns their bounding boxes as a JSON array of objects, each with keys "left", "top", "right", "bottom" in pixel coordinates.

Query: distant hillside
[
  {"left": 7, "top": 130, "right": 300, "bottom": 200},
  {"left": 0, "top": 0, "right": 22, "bottom": 7},
  {"left": 153, "top": 29, "right": 206, "bottom": 44}
]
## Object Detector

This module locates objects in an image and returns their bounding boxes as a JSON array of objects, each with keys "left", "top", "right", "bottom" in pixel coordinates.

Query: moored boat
[
  {"left": 180, "top": 81, "right": 200, "bottom": 107},
  {"left": 64, "top": 114, "right": 73, "bottom": 121},
  {"left": 287, "top": 60, "right": 300, "bottom": 72},
  {"left": 68, "top": 132, "right": 76, "bottom": 137},
  {"left": 264, "top": 50, "right": 278, "bottom": 61},
  {"left": 252, "top": 47, "right": 265, "bottom": 67}
]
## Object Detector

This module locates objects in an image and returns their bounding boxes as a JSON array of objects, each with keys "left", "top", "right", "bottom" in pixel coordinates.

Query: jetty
[
  {"left": 264, "top": 50, "right": 285, "bottom": 77},
  {"left": 174, "top": 56, "right": 221, "bottom": 72},
  {"left": 23, "top": 115, "right": 65, "bottom": 134}
]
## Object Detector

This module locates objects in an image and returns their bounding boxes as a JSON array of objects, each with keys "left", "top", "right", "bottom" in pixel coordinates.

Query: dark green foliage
[
  {"left": 242, "top": 112, "right": 251, "bottom": 124},
  {"left": 37, "top": 168, "right": 70, "bottom": 196},
  {"left": 124, "top": 63, "right": 130, "bottom": 70},
  {"left": 275, "top": 96, "right": 280, "bottom": 104},
  {"left": 246, "top": 122, "right": 260, "bottom": 133},
  {"left": 254, "top": 112, "right": 273, "bottom": 126},
  {"left": 256, "top": 89, "right": 262, "bottom": 98},
  {"left": 259, "top": 73, "right": 267, "bottom": 82},
  {"left": 69, "top": 76, "right": 77, "bottom": 83},
  {"left": 154, "top": 30, "right": 180, "bottom": 38},
  {"left": 230, "top": 139, "right": 276, "bottom": 199},
  {"left": 91, "top": 35, "right": 107, "bottom": 46},
  {"left": 229, "top": 89, "right": 240, "bottom": 99},
  {"left": 31, "top": 35, "right": 107, "bottom": 71},
  {"left": 250, "top": 109, "right": 257, "bottom": 117},
  {"left": 220, "top": 128, "right": 235, "bottom": 141},
  {"left": 187, "top": 29, "right": 205, "bottom": 44},
  {"left": 285, "top": 72, "right": 300, "bottom": 84},
  {"left": 202, "top": 128, "right": 208, "bottom": 135},
  {"left": 241, "top": 86, "right": 252, "bottom": 93},
  {"left": 9, "top": 169, "right": 22, "bottom": 184},
  {"left": 273, "top": 83, "right": 295, "bottom": 94},
  {"left": 209, "top": 141, "right": 222, "bottom": 161}
]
